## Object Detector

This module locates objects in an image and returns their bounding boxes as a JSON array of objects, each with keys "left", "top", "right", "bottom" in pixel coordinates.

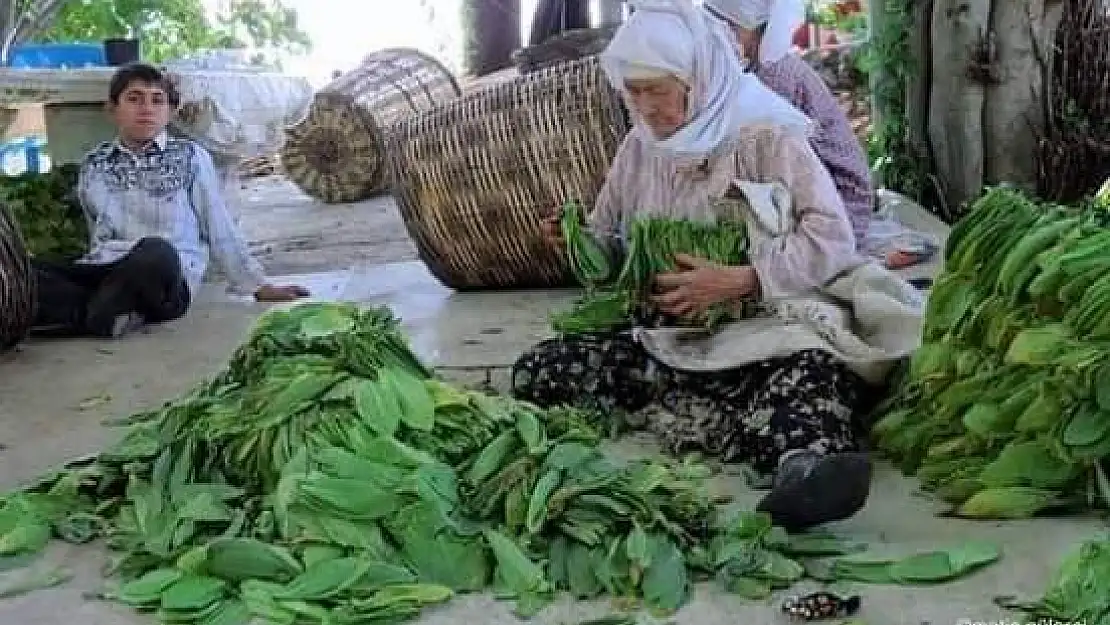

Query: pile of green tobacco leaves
[
  {"left": 552, "top": 201, "right": 750, "bottom": 335},
  {"left": 0, "top": 303, "right": 1004, "bottom": 623},
  {"left": 871, "top": 186, "right": 1110, "bottom": 520},
  {"left": 0, "top": 164, "right": 87, "bottom": 260},
  {"left": 996, "top": 536, "right": 1110, "bottom": 624}
]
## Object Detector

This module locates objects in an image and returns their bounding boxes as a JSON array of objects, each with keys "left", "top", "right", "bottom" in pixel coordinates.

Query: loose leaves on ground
[{"left": 0, "top": 303, "right": 1005, "bottom": 623}]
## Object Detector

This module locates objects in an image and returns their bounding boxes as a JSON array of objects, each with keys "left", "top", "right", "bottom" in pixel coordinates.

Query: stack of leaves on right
[
  {"left": 870, "top": 181, "right": 1110, "bottom": 521},
  {"left": 994, "top": 537, "right": 1110, "bottom": 624}
]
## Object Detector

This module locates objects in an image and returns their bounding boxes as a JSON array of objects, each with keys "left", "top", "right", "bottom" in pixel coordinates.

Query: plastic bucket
[
  {"left": 7, "top": 43, "right": 105, "bottom": 68},
  {"left": 104, "top": 38, "right": 141, "bottom": 66}
]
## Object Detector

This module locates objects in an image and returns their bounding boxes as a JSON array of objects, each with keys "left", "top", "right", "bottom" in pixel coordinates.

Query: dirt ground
[{"left": 232, "top": 175, "right": 420, "bottom": 275}]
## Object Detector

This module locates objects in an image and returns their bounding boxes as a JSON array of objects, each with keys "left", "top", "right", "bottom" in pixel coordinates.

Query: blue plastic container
[
  {"left": 0, "top": 136, "right": 50, "bottom": 176},
  {"left": 7, "top": 43, "right": 106, "bottom": 69}
]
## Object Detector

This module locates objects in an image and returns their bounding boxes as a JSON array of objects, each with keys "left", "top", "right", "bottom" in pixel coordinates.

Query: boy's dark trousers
[{"left": 31, "top": 236, "right": 191, "bottom": 337}]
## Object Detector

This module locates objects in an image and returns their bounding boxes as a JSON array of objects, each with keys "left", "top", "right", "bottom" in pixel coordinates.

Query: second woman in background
[{"left": 703, "top": 0, "right": 874, "bottom": 246}]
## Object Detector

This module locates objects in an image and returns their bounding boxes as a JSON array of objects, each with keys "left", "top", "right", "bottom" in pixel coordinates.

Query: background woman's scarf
[
  {"left": 599, "top": 0, "right": 812, "bottom": 157},
  {"left": 702, "top": 0, "right": 807, "bottom": 64}
]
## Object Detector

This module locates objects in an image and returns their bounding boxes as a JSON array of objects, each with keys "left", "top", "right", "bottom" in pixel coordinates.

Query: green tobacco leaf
[
  {"left": 111, "top": 568, "right": 184, "bottom": 606},
  {"left": 483, "top": 530, "right": 548, "bottom": 596},
  {"left": 721, "top": 574, "right": 772, "bottom": 599},
  {"left": 833, "top": 542, "right": 1001, "bottom": 585},
  {"left": 782, "top": 533, "right": 867, "bottom": 557},
  {"left": 353, "top": 378, "right": 401, "bottom": 437},
  {"left": 159, "top": 575, "right": 227, "bottom": 612},
  {"left": 393, "top": 504, "right": 489, "bottom": 592},
  {"left": 274, "top": 556, "right": 371, "bottom": 600},
  {"left": 640, "top": 534, "right": 688, "bottom": 613},
  {"left": 385, "top": 369, "right": 436, "bottom": 432}
]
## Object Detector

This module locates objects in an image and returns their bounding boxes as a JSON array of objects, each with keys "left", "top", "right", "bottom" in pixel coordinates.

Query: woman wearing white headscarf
[
  {"left": 703, "top": 0, "right": 874, "bottom": 246},
  {"left": 514, "top": 0, "right": 883, "bottom": 532}
]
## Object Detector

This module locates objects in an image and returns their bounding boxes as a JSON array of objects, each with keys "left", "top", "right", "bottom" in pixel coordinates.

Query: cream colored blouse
[{"left": 587, "top": 124, "right": 861, "bottom": 299}]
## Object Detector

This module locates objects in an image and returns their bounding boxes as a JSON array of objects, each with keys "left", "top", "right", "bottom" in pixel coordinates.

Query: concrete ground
[{"left": 0, "top": 177, "right": 1103, "bottom": 625}]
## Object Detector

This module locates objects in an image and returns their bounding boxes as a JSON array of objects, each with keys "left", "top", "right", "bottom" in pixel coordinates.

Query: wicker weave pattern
[
  {"left": 282, "top": 48, "right": 461, "bottom": 204},
  {"left": 0, "top": 202, "right": 35, "bottom": 351},
  {"left": 386, "top": 56, "right": 630, "bottom": 290}
]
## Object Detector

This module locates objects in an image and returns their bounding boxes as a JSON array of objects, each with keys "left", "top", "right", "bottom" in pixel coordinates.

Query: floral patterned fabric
[{"left": 512, "top": 333, "right": 866, "bottom": 473}]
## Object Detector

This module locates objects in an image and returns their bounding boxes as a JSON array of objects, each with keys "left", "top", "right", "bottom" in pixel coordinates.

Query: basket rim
[
  {"left": 322, "top": 46, "right": 463, "bottom": 103},
  {"left": 381, "top": 56, "right": 630, "bottom": 289},
  {"left": 394, "top": 56, "right": 615, "bottom": 130}
]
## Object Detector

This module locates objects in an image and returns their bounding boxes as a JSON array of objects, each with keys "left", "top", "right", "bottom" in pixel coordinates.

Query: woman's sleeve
[
  {"left": 586, "top": 134, "right": 636, "bottom": 239},
  {"left": 743, "top": 127, "right": 859, "bottom": 298},
  {"left": 582, "top": 134, "right": 639, "bottom": 265}
]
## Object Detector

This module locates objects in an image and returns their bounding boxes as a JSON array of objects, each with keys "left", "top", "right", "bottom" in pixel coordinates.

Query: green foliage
[
  {"left": 858, "top": 0, "right": 924, "bottom": 203},
  {"left": 0, "top": 164, "right": 88, "bottom": 261},
  {"left": 35, "top": 0, "right": 311, "bottom": 65}
]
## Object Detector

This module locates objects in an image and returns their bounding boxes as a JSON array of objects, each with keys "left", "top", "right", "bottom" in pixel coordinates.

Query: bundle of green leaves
[
  {"left": 552, "top": 201, "right": 750, "bottom": 335},
  {"left": 0, "top": 164, "right": 87, "bottom": 260},
  {"left": 996, "top": 537, "right": 1110, "bottom": 624}
]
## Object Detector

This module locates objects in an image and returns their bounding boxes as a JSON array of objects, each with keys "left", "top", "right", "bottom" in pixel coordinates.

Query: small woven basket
[
  {"left": 0, "top": 201, "right": 35, "bottom": 351},
  {"left": 282, "top": 48, "right": 462, "bottom": 204},
  {"left": 385, "top": 56, "right": 630, "bottom": 290}
]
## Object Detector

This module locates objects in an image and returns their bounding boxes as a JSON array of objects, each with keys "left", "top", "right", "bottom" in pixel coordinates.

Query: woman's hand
[
  {"left": 652, "top": 254, "right": 759, "bottom": 318},
  {"left": 540, "top": 204, "right": 569, "bottom": 247}
]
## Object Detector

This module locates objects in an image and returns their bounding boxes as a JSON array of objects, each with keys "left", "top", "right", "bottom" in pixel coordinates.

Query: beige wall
[{"left": 1, "top": 105, "right": 46, "bottom": 141}]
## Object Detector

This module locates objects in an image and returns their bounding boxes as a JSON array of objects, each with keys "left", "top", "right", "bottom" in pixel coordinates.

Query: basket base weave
[
  {"left": 281, "top": 47, "right": 463, "bottom": 206},
  {"left": 281, "top": 92, "right": 387, "bottom": 204}
]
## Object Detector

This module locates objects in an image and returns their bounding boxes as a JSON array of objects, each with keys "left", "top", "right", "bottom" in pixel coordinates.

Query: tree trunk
[
  {"left": 926, "top": 0, "right": 989, "bottom": 213},
  {"left": 982, "top": 0, "right": 1063, "bottom": 188},
  {"left": 461, "top": 0, "right": 522, "bottom": 76},
  {"left": 914, "top": 0, "right": 1064, "bottom": 213}
]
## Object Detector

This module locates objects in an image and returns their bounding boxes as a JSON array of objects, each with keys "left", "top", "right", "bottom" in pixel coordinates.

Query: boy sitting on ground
[{"left": 31, "top": 62, "right": 309, "bottom": 338}]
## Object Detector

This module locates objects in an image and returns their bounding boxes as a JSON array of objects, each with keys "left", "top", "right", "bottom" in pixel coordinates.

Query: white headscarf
[
  {"left": 599, "top": 0, "right": 812, "bottom": 156},
  {"left": 702, "top": 0, "right": 807, "bottom": 64}
]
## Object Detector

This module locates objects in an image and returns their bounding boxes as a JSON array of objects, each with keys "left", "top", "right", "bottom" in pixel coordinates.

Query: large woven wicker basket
[
  {"left": 0, "top": 202, "right": 35, "bottom": 350},
  {"left": 385, "top": 56, "right": 630, "bottom": 290},
  {"left": 282, "top": 48, "right": 462, "bottom": 204}
]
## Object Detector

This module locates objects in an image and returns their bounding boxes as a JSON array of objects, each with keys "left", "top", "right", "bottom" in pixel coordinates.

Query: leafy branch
[{"left": 858, "top": 0, "right": 923, "bottom": 200}]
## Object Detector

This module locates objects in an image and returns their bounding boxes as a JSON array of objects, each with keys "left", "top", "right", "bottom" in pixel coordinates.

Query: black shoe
[{"left": 756, "top": 449, "right": 872, "bottom": 533}]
